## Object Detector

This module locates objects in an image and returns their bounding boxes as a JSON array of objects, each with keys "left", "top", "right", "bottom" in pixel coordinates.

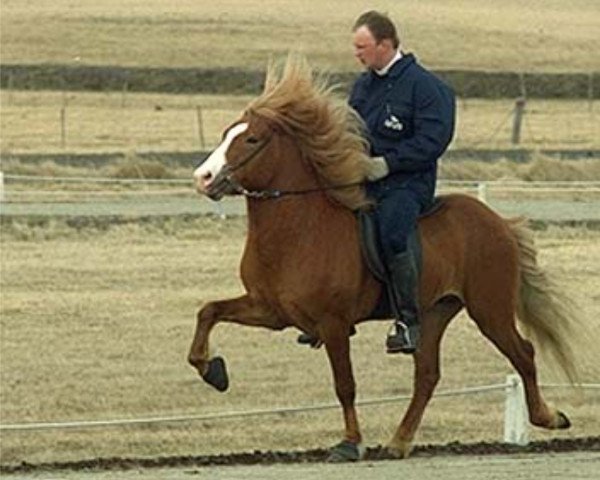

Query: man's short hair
[{"left": 353, "top": 10, "right": 400, "bottom": 49}]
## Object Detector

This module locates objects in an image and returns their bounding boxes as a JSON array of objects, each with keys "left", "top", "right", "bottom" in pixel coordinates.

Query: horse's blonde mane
[{"left": 247, "top": 55, "right": 372, "bottom": 210}]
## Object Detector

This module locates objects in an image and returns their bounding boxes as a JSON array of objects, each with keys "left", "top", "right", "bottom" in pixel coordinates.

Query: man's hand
[{"left": 365, "top": 156, "right": 390, "bottom": 181}]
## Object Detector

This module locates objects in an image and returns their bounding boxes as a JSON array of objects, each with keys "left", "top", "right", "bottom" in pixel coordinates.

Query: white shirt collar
[{"left": 375, "top": 51, "right": 403, "bottom": 76}]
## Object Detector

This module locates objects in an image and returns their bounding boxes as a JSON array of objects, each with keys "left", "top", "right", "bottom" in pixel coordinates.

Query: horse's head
[
  {"left": 193, "top": 113, "right": 277, "bottom": 201},
  {"left": 194, "top": 54, "right": 371, "bottom": 209}
]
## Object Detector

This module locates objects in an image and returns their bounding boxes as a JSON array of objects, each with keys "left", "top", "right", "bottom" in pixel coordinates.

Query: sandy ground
[{"left": 5, "top": 451, "right": 599, "bottom": 480}]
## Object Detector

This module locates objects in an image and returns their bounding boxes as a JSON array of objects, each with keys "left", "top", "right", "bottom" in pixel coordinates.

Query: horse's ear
[
  {"left": 246, "top": 110, "right": 275, "bottom": 133},
  {"left": 262, "top": 117, "right": 284, "bottom": 135}
]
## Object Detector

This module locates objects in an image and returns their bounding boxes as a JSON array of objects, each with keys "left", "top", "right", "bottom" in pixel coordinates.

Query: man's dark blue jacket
[{"left": 349, "top": 53, "right": 455, "bottom": 205}]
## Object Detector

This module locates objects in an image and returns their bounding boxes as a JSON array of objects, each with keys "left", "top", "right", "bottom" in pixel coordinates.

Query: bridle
[{"left": 205, "top": 132, "right": 365, "bottom": 201}]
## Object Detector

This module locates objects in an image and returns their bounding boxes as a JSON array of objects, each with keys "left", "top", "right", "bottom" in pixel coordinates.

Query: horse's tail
[{"left": 509, "top": 218, "right": 579, "bottom": 384}]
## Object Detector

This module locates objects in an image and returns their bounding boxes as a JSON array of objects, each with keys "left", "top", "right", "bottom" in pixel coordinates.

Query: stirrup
[{"left": 386, "top": 321, "right": 419, "bottom": 355}]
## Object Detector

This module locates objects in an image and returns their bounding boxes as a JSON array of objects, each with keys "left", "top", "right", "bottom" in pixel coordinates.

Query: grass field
[
  {"left": 1, "top": 219, "right": 599, "bottom": 466},
  {"left": 1, "top": 90, "right": 598, "bottom": 154},
  {"left": 1, "top": 0, "right": 599, "bottom": 72}
]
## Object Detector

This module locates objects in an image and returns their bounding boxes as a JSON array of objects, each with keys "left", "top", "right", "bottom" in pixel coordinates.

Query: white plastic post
[
  {"left": 214, "top": 201, "right": 227, "bottom": 220},
  {"left": 477, "top": 182, "right": 487, "bottom": 203},
  {"left": 504, "top": 374, "right": 529, "bottom": 445}
]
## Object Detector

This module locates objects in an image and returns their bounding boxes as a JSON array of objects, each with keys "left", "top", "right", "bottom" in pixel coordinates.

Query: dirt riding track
[{"left": 3, "top": 438, "right": 599, "bottom": 479}]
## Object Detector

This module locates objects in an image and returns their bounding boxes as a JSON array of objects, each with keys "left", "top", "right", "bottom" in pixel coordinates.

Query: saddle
[{"left": 357, "top": 197, "right": 445, "bottom": 317}]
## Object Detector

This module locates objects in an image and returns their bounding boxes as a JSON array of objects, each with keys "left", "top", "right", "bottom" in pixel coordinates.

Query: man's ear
[{"left": 379, "top": 38, "right": 394, "bottom": 51}]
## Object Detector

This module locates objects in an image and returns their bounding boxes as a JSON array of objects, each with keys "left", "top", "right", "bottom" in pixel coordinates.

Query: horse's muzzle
[{"left": 203, "top": 171, "right": 239, "bottom": 201}]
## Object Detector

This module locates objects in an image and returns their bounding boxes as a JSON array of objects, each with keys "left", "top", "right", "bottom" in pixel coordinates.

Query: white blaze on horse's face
[{"left": 193, "top": 122, "right": 249, "bottom": 193}]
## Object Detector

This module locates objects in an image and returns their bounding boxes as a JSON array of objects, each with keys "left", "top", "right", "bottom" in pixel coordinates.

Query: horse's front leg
[
  {"left": 321, "top": 322, "right": 363, "bottom": 462},
  {"left": 188, "top": 294, "right": 280, "bottom": 391}
]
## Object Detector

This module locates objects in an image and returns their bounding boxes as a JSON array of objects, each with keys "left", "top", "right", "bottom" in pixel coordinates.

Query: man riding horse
[
  {"left": 300, "top": 11, "right": 456, "bottom": 354},
  {"left": 190, "top": 46, "right": 575, "bottom": 461}
]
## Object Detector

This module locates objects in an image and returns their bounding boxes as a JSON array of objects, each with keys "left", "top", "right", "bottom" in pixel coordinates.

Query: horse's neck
[
  {"left": 243, "top": 139, "right": 356, "bottom": 261},
  {"left": 246, "top": 194, "right": 349, "bottom": 241}
]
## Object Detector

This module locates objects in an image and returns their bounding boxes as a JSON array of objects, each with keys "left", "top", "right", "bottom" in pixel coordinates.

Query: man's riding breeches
[{"left": 372, "top": 187, "right": 425, "bottom": 262}]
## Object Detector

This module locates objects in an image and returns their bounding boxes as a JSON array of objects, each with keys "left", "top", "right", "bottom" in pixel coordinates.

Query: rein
[{"left": 228, "top": 178, "right": 365, "bottom": 200}]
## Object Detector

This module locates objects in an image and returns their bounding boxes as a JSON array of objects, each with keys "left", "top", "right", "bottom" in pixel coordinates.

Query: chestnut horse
[{"left": 188, "top": 57, "right": 577, "bottom": 460}]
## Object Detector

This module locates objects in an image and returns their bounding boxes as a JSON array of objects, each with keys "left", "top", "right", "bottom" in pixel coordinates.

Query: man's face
[{"left": 352, "top": 25, "right": 387, "bottom": 70}]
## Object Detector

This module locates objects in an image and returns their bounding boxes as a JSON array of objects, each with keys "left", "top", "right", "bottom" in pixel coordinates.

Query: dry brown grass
[
  {"left": 0, "top": 91, "right": 249, "bottom": 154},
  {"left": 1, "top": 0, "right": 599, "bottom": 72},
  {"left": 439, "top": 155, "right": 600, "bottom": 182},
  {"left": 3, "top": 153, "right": 599, "bottom": 189},
  {"left": 1, "top": 219, "right": 599, "bottom": 466},
  {"left": 1, "top": 91, "right": 598, "bottom": 154},
  {"left": 109, "top": 155, "right": 169, "bottom": 179}
]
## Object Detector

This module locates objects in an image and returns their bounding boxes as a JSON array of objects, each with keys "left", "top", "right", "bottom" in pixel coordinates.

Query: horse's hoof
[
  {"left": 557, "top": 411, "right": 571, "bottom": 429},
  {"left": 386, "top": 439, "right": 412, "bottom": 459},
  {"left": 326, "top": 440, "right": 363, "bottom": 462},
  {"left": 201, "top": 356, "right": 229, "bottom": 392}
]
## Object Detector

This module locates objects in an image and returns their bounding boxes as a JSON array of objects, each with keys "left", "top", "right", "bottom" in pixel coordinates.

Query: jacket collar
[
  {"left": 371, "top": 52, "right": 415, "bottom": 79},
  {"left": 375, "top": 51, "right": 402, "bottom": 76}
]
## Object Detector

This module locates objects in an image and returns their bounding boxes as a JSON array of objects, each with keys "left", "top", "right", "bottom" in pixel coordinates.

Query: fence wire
[{"left": 1, "top": 381, "right": 598, "bottom": 432}]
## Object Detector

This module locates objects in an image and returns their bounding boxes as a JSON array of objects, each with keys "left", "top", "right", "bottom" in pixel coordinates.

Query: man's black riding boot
[{"left": 385, "top": 251, "right": 421, "bottom": 354}]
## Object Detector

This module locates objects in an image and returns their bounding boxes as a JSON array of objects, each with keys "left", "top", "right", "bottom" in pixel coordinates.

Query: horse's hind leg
[
  {"left": 388, "top": 296, "right": 463, "bottom": 458},
  {"left": 468, "top": 303, "right": 570, "bottom": 430}
]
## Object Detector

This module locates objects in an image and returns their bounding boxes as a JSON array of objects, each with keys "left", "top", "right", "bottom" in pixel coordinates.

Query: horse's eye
[{"left": 246, "top": 136, "right": 259, "bottom": 144}]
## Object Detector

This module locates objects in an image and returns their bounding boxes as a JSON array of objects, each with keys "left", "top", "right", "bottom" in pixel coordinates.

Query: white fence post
[
  {"left": 477, "top": 182, "right": 487, "bottom": 203},
  {"left": 504, "top": 374, "right": 529, "bottom": 445},
  {"left": 213, "top": 201, "right": 227, "bottom": 220}
]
